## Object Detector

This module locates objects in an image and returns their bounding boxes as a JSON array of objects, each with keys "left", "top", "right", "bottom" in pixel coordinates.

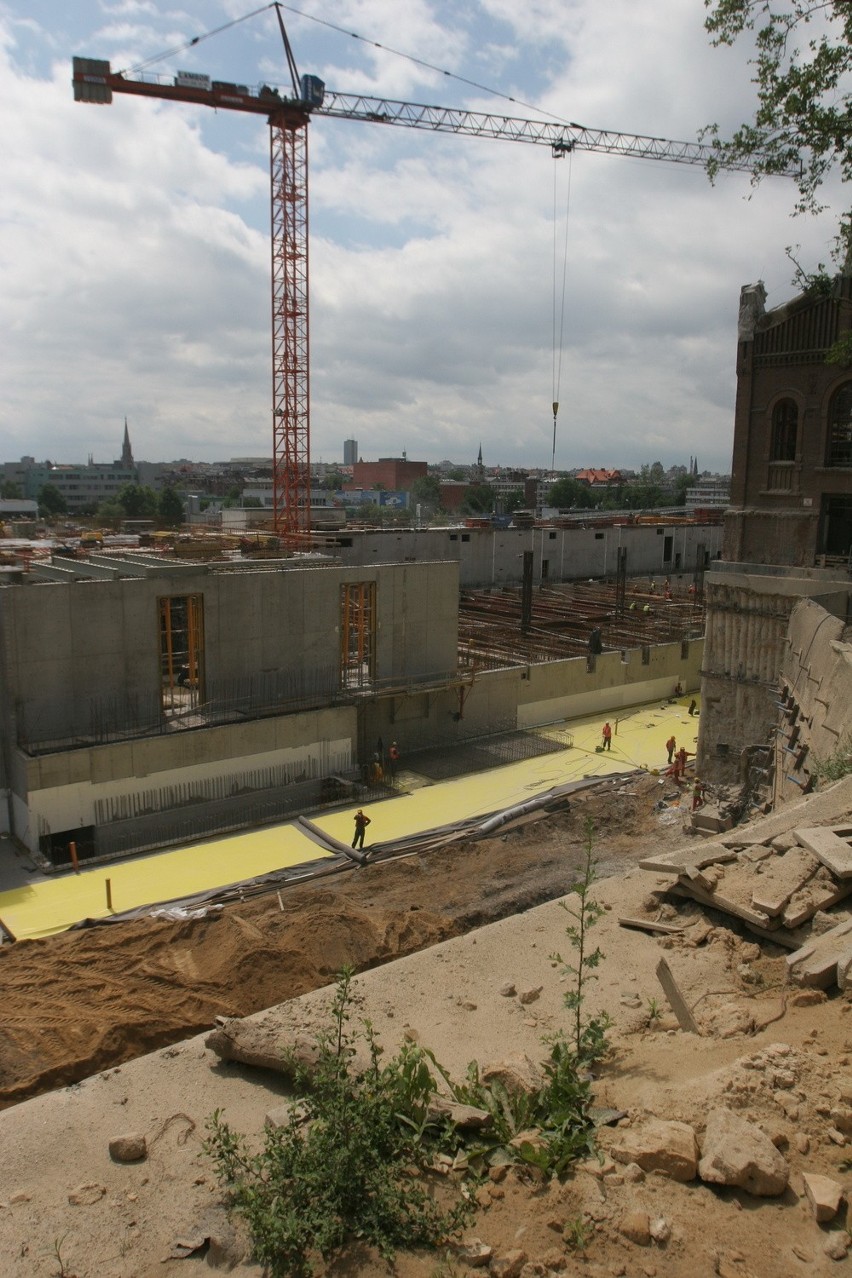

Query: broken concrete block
[
  {"left": 802, "top": 1172, "right": 844, "bottom": 1222},
  {"left": 611, "top": 1118, "right": 699, "bottom": 1182},
  {"left": 786, "top": 920, "right": 852, "bottom": 989},
  {"left": 698, "top": 1107, "right": 789, "bottom": 1197},
  {"left": 795, "top": 827, "right": 852, "bottom": 880}
]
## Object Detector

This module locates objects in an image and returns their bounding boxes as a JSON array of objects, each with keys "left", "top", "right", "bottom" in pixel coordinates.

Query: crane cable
[
  {"left": 120, "top": 1, "right": 578, "bottom": 135},
  {"left": 122, "top": 4, "right": 277, "bottom": 76},
  {"left": 551, "top": 150, "right": 573, "bottom": 475}
]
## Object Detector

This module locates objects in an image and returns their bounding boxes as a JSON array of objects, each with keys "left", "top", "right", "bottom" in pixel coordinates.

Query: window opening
[
  {"left": 159, "top": 594, "right": 204, "bottom": 717},
  {"left": 827, "top": 384, "right": 852, "bottom": 467},
  {"left": 663, "top": 535, "right": 673, "bottom": 562},
  {"left": 340, "top": 581, "right": 376, "bottom": 688},
  {"left": 771, "top": 398, "right": 798, "bottom": 461}
]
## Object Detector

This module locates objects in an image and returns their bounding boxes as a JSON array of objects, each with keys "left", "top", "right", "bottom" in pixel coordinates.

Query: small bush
[
  {"left": 812, "top": 733, "right": 852, "bottom": 784},
  {"left": 205, "top": 970, "right": 472, "bottom": 1277}
]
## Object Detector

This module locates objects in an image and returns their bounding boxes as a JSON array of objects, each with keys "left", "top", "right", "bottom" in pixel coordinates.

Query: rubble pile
[{"left": 641, "top": 824, "right": 852, "bottom": 989}]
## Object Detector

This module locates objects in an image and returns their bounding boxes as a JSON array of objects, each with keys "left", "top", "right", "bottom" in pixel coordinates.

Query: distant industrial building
[{"left": 343, "top": 439, "right": 358, "bottom": 466}]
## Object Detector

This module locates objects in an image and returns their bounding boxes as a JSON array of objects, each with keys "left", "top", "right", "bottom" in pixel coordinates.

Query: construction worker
[
  {"left": 388, "top": 740, "right": 400, "bottom": 780},
  {"left": 666, "top": 734, "right": 676, "bottom": 764},
  {"left": 674, "top": 746, "right": 691, "bottom": 781},
  {"left": 352, "top": 809, "right": 371, "bottom": 849},
  {"left": 602, "top": 721, "right": 612, "bottom": 751},
  {"left": 692, "top": 778, "right": 707, "bottom": 811}
]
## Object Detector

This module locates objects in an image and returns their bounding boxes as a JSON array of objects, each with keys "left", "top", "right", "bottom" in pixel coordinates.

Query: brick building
[
  {"left": 698, "top": 274, "right": 852, "bottom": 784},
  {"left": 351, "top": 458, "right": 427, "bottom": 491},
  {"left": 725, "top": 275, "right": 852, "bottom": 567}
]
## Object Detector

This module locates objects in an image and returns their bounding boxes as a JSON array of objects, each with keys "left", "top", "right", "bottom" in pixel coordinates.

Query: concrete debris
[
  {"left": 795, "top": 826, "right": 852, "bottom": 880},
  {"left": 481, "top": 1053, "right": 543, "bottom": 1097},
  {"left": 610, "top": 1118, "right": 699, "bottom": 1182},
  {"left": 824, "top": 1231, "right": 851, "bottom": 1261},
  {"left": 456, "top": 1237, "right": 493, "bottom": 1267},
  {"left": 619, "top": 1208, "right": 651, "bottom": 1245},
  {"left": 426, "top": 1096, "right": 492, "bottom": 1129},
  {"left": 698, "top": 1107, "right": 789, "bottom": 1197},
  {"left": 655, "top": 957, "right": 702, "bottom": 1034},
  {"left": 489, "top": 1247, "right": 528, "bottom": 1278},
  {"left": 785, "top": 919, "right": 852, "bottom": 989},
  {"left": 644, "top": 824, "right": 852, "bottom": 982},
  {"left": 518, "top": 985, "right": 543, "bottom": 1005},
  {"left": 802, "top": 1171, "right": 844, "bottom": 1222}
]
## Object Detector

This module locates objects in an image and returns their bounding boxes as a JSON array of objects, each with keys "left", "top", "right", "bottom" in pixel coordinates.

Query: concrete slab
[{"left": 795, "top": 826, "right": 852, "bottom": 879}]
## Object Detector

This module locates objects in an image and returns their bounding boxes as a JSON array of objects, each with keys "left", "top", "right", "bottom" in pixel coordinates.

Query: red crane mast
[{"left": 71, "top": 20, "right": 789, "bottom": 538}]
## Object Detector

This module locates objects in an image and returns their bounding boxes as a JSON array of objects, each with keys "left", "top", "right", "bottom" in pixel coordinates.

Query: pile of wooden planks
[{"left": 641, "top": 825, "right": 852, "bottom": 969}]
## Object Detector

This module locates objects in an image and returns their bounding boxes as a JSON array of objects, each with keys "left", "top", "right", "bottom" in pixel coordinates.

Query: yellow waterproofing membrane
[
  {"left": 0, "top": 695, "right": 700, "bottom": 941},
  {"left": 316, "top": 696, "right": 701, "bottom": 845},
  {"left": 0, "top": 823, "right": 329, "bottom": 942}
]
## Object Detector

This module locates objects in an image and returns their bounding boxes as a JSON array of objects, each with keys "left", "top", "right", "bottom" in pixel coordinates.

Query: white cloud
[{"left": 0, "top": 0, "right": 845, "bottom": 473}]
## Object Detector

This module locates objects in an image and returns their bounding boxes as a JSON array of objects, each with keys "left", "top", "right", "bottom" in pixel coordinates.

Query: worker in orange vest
[
  {"left": 666, "top": 734, "right": 676, "bottom": 764},
  {"left": 602, "top": 722, "right": 612, "bottom": 751}
]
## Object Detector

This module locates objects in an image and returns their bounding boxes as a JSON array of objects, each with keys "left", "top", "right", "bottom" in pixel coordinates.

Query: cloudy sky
[{"left": 0, "top": 1, "right": 845, "bottom": 473}]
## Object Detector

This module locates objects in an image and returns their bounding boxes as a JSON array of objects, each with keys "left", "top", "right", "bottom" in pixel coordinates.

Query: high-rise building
[{"left": 343, "top": 439, "right": 358, "bottom": 466}]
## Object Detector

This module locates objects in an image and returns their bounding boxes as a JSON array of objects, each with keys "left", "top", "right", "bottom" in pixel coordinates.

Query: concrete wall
[
  {"left": 775, "top": 599, "right": 852, "bottom": 802},
  {"left": 318, "top": 523, "right": 723, "bottom": 588},
  {"left": 698, "top": 562, "right": 852, "bottom": 782},
  {"left": 0, "top": 560, "right": 459, "bottom": 750},
  {"left": 358, "top": 638, "right": 703, "bottom": 760},
  {"left": 15, "top": 705, "right": 356, "bottom": 854}
]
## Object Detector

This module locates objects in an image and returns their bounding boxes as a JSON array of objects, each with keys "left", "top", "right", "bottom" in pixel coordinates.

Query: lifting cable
[{"left": 551, "top": 148, "right": 573, "bottom": 474}]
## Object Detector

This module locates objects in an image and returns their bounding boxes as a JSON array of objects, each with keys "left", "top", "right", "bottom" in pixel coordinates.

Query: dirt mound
[{"left": 0, "top": 774, "right": 683, "bottom": 1109}]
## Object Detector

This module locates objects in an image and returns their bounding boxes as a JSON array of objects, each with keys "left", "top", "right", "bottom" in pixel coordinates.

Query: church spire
[{"left": 121, "top": 417, "right": 134, "bottom": 468}]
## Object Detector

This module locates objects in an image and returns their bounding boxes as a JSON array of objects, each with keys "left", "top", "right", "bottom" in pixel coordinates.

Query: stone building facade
[
  {"left": 699, "top": 276, "right": 852, "bottom": 784},
  {"left": 725, "top": 274, "right": 852, "bottom": 567}
]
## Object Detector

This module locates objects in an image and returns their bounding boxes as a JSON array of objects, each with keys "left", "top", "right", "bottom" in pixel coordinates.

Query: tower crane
[{"left": 72, "top": 10, "right": 784, "bottom": 537}]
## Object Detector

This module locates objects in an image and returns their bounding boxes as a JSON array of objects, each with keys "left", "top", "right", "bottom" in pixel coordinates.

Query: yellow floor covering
[{"left": 0, "top": 696, "right": 700, "bottom": 941}]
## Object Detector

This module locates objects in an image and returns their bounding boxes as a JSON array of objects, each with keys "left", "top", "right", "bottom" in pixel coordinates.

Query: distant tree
[
  {"left": 96, "top": 498, "right": 124, "bottom": 522},
  {"left": 672, "top": 472, "right": 692, "bottom": 506},
  {"left": 411, "top": 475, "right": 443, "bottom": 511},
  {"left": 158, "top": 486, "right": 184, "bottom": 527},
  {"left": 704, "top": 0, "right": 852, "bottom": 273},
  {"left": 503, "top": 491, "right": 527, "bottom": 514},
  {"left": 548, "top": 477, "right": 595, "bottom": 509},
  {"left": 447, "top": 467, "right": 467, "bottom": 481},
  {"left": 115, "top": 483, "right": 157, "bottom": 519},
  {"left": 242, "top": 496, "right": 263, "bottom": 509},
  {"left": 321, "top": 472, "right": 346, "bottom": 490},
  {"left": 1, "top": 481, "right": 23, "bottom": 499},
  {"left": 38, "top": 483, "right": 67, "bottom": 516},
  {"left": 461, "top": 484, "right": 495, "bottom": 516}
]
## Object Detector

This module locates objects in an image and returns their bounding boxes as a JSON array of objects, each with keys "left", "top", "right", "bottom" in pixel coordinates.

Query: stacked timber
[{"left": 641, "top": 826, "right": 852, "bottom": 974}]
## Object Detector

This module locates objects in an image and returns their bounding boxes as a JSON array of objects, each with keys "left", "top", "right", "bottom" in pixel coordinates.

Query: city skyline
[{"left": 1, "top": 1, "right": 844, "bottom": 475}]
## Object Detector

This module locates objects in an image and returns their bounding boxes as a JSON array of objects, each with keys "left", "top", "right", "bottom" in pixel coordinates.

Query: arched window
[
  {"left": 770, "top": 399, "right": 798, "bottom": 461},
  {"left": 827, "top": 384, "right": 852, "bottom": 467}
]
